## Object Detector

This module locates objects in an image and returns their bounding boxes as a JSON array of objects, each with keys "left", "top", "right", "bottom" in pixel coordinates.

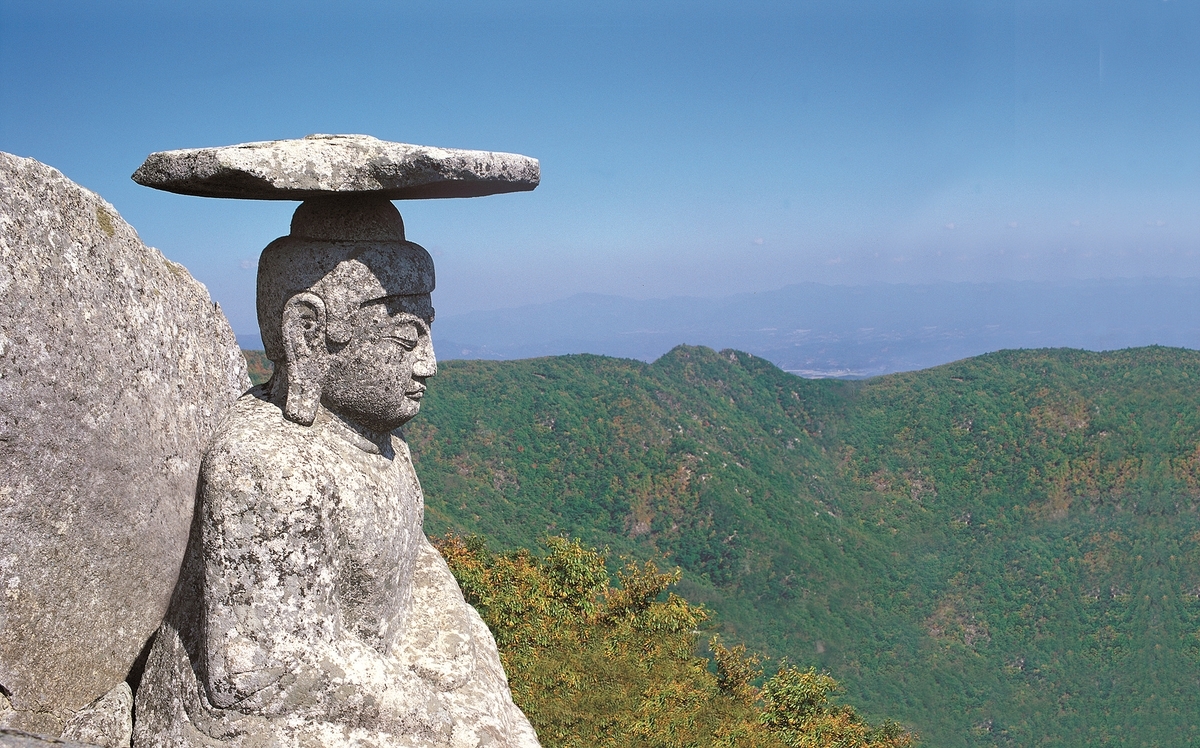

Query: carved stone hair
[{"left": 256, "top": 196, "right": 435, "bottom": 363}]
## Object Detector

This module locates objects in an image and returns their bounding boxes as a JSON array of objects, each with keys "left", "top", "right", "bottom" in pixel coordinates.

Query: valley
[{"left": 401, "top": 345, "right": 1200, "bottom": 746}]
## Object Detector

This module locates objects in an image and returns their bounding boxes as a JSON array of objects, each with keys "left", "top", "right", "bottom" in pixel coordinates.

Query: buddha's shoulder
[{"left": 203, "top": 387, "right": 318, "bottom": 471}]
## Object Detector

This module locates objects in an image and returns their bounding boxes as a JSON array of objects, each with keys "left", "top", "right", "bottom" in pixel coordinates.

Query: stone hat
[{"left": 132, "top": 133, "right": 539, "bottom": 200}]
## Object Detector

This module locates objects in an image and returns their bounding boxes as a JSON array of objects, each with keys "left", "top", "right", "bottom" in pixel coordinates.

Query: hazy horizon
[{"left": 236, "top": 276, "right": 1200, "bottom": 378}]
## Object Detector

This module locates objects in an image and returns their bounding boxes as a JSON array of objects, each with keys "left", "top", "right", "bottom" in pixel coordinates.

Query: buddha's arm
[{"left": 196, "top": 447, "right": 420, "bottom": 726}]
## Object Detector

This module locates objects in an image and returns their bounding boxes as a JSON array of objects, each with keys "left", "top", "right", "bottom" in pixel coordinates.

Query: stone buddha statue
[{"left": 133, "top": 196, "right": 539, "bottom": 748}]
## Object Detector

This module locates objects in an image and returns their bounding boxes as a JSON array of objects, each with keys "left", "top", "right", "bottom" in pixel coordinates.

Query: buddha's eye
[{"left": 387, "top": 322, "right": 419, "bottom": 350}]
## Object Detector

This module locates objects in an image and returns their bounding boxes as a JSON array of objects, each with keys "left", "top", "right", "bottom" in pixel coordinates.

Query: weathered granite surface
[
  {"left": 59, "top": 685, "right": 131, "bottom": 748},
  {"left": 132, "top": 134, "right": 540, "bottom": 200},
  {"left": 0, "top": 728, "right": 103, "bottom": 748},
  {"left": 134, "top": 196, "right": 539, "bottom": 748},
  {"left": 0, "top": 153, "right": 250, "bottom": 738}
]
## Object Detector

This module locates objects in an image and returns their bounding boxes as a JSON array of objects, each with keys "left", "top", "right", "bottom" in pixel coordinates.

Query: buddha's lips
[{"left": 405, "top": 386, "right": 426, "bottom": 400}]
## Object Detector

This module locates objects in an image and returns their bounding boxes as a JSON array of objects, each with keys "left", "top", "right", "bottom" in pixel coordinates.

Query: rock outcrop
[{"left": 0, "top": 153, "right": 249, "bottom": 742}]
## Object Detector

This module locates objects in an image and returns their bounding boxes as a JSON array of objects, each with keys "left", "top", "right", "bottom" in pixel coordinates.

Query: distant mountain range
[{"left": 235, "top": 278, "right": 1200, "bottom": 378}]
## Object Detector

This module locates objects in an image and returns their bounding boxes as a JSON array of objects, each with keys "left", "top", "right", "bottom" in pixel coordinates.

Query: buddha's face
[{"left": 319, "top": 294, "right": 436, "bottom": 434}]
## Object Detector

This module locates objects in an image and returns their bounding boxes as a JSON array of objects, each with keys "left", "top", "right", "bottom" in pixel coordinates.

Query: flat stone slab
[{"left": 132, "top": 134, "right": 539, "bottom": 200}]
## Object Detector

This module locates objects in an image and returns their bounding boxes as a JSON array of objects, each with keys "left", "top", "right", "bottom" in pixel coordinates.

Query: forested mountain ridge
[{"left": 397, "top": 345, "right": 1200, "bottom": 746}]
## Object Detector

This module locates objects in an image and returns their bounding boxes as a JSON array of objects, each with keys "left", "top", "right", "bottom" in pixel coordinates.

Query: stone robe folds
[{"left": 134, "top": 389, "right": 539, "bottom": 748}]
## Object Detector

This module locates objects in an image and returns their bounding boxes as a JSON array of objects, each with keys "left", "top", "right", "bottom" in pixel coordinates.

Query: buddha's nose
[{"left": 412, "top": 334, "right": 437, "bottom": 378}]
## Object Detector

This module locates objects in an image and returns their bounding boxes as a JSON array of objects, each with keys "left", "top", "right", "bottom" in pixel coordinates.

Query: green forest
[
  {"left": 434, "top": 532, "right": 913, "bottom": 747},
  {"left": 246, "top": 345, "right": 1200, "bottom": 746}
]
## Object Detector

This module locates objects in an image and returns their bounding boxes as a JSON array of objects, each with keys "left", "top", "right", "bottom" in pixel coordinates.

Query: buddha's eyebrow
[
  {"left": 361, "top": 295, "right": 421, "bottom": 314},
  {"left": 361, "top": 294, "right": 406, "bottom": 307},
  {"left": 360, "top": 295, "right": 434, "bottom": 325}
]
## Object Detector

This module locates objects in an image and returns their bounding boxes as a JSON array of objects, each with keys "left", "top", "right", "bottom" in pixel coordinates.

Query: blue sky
[{"left": 2, "top": 0, "right": 1197, "bottom": 336}]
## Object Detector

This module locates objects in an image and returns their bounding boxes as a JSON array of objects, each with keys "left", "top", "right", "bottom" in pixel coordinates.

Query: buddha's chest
[{"left": 323, "top": 439, "right": 424, "bottom": 651}]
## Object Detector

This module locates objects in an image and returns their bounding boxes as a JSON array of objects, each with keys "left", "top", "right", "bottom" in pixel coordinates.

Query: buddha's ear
[{"left": 280, "top": 292, "right": 327, "bottom": 425}]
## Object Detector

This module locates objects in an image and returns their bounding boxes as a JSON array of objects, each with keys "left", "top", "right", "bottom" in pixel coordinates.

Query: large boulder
[{"left": 0, "top": 153, "right": 249, "bottom": 741}]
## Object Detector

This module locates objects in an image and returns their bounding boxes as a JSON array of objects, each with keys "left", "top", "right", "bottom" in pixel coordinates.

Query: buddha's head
[{"left": 257, "top": 196, "right": 436, "bottom": 432}]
